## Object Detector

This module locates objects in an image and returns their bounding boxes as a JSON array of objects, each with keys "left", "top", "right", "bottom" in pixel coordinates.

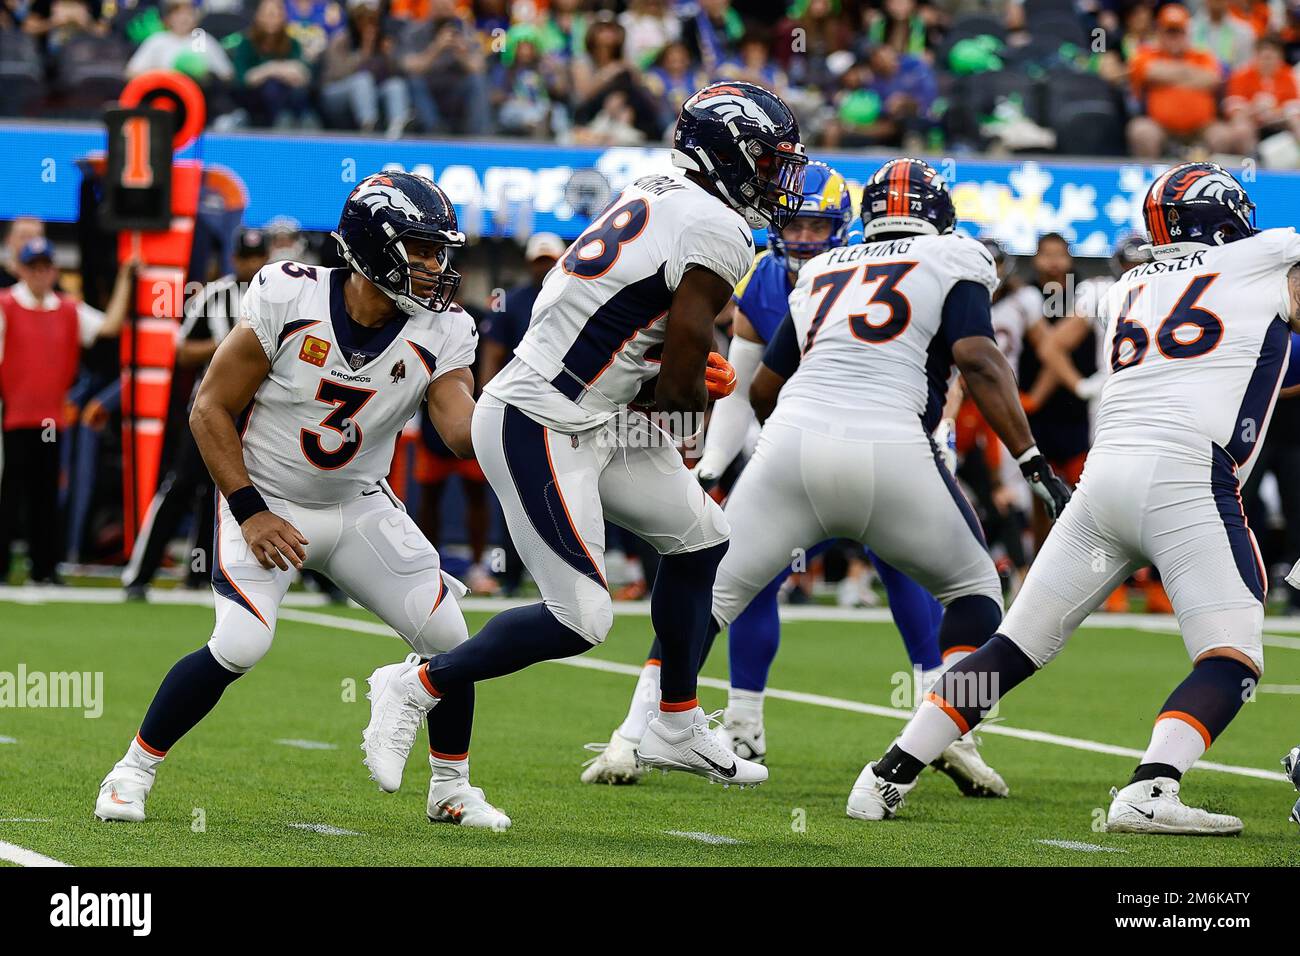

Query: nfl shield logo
[
  {"left": 349, "top": 351, "right": 366, "bottom": 370},
  {"left": 390, "top": 359, "right": 406, "bottom": 384}
]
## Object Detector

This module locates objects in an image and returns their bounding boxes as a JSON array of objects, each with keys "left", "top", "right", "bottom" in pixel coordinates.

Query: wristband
[
  {"left": 227, "top": 485, "right": 270, "bottom": 525},
  {"left": 1015, "top": 445, "right": 1042, "bottom": 466}
]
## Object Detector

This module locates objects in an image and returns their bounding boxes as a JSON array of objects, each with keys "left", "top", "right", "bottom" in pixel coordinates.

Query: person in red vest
[{"left": 0, "top": 237, "right": 130, "bottom": 584}]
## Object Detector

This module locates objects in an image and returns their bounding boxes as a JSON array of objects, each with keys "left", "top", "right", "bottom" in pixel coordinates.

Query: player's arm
[
  {"left": 695, "top": 306, "right": 766, "bottom": 485},
  {"left": 657, "top": 265, "right": 733, "bottom": 419},
  {"left": 750, "top": 310, "right": 801, "bottom": 424},
  {"left": 425, "top": 366, "right": 476, "bottom": 458},
  {"left": 190, "top": 323, "right": 308, "bottom": 571},
  {"left": 949, "top": 281, "right": 1072, "bottom": 518},
  {"left": 1021, "top": 319, "right": 1060, "bottom": 411},
  {"left": 1036, "top": 313, "right": 1100, "bottom": 398}
]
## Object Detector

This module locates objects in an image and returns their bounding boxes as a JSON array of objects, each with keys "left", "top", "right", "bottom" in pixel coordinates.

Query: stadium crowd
[{"left": 2, "top": 0, "right": 1300, "bottom": 162}]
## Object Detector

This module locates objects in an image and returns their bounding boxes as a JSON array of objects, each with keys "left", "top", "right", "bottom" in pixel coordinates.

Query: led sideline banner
[{"left": 9, "top": 122, "right": 1300, "bottom": 256}]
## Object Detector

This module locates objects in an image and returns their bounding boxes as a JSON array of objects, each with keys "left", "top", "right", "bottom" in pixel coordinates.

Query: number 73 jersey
[
  {"left": 237, "top": 261, "right": 478, "bottom": 505},
  {"left": 1092, "top": 227, "right": 1300, "bottom": 479}
]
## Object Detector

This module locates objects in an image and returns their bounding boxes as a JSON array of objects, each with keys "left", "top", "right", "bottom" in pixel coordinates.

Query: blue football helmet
[
  {"left": 860, "top": 158, "right": 956, "bottom": 240},
  {"left": 671, "top": 81, "right": 808, "bottom": 231},
  {"left": 1143, "top": 161, "right": 1256, "bottom": 256},
  {"left": 332, "top": 171, "right": 466, "bottom": 314},
  {"left": 769, "top": 161, "right": 853, "bottom": 270}
]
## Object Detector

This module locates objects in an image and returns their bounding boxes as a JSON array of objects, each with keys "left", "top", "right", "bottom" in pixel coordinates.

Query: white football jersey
[
  {"left": 239, "top": 262, "right": 478, "bottom": 504},
  {"left": 485, "top": 173, "right": 755, "bottom": 432},
  {"left": 991, "top": 282, "right": 1043, "bottom": 371},
  {"left": 778, "top": 232, "right": 999, "bottom": 434},
  {"left": 1093, "top": 228, "right": 1300, "bottom": 480}
]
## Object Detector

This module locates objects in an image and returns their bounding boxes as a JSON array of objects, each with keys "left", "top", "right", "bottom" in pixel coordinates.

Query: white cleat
[
  {"left": 1105, "top": 777, "right": 1243, "bottom": 836},
  {"left": 713, "top": 714, "right": 766, "bottom": 764},
  {"left": 94, "top": 764, "right": 154, "bottom": 822},
  {"left": 428, "top": 777, "right": 512, "bottom": 831},
  {"left": 846, "top": 761, "right": 917, "bottom": 820},
  {"left": 635, "top": 709, "right": 767, "bottom": 787},
  {"left": 931, "top": 734, "right": 1009, "bottom": 798},
  {"left": 580, "top": 729, "right": 644, "bottom": 785},
  {"left": 361, "top": 654, "right": 436, "bottom": 793}
]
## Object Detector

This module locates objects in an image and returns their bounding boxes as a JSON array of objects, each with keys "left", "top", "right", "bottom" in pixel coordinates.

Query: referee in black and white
[{"left": 123, "top": 228, "right": 269, "bottom": 598}]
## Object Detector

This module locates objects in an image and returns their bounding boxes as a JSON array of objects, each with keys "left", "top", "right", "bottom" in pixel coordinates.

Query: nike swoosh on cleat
[
  {"left": 109, "top": 788, "right": 129, "bottom": 805},
  {"left": 1121, "top": 804, "right": 1156, "bottom": 820},
  {"left": 691, "top": 749, "right": 738, "bottom": 778}
]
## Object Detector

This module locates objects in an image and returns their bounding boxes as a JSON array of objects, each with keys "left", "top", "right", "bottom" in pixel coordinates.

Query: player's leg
[
  {"left": 853, "top": 453, "right": 1139, "bottom": 820},
  {"left": 362, "top": 397, "right": 610, "bottom": 792},
  {"left": 95, "top": 493, "right": 299, "bottom": 822},
  {"left": 1105, "top": 451, "right": 1263, "bottom": 836},
  {"left": 330, "top": 489, "right": 508, "bottom": 829},
  {"left": 867, "top": 551, "right": 943, "bottom": 673}
]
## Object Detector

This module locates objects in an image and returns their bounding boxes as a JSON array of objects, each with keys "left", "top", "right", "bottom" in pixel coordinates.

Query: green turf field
[{"left": 1, "top": 595, "right": 1296, "bottom": 866}]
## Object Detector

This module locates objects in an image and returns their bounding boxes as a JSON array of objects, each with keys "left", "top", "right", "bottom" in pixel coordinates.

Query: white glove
[
  {"left": 1074, "top": 373, "right": 1106, "bottom": 401},
  {"left": 1285, "top": 560, "right": 1300, "bottom": 591}
]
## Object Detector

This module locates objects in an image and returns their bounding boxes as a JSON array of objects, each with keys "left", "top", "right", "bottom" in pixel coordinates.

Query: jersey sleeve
[
  {"left": 430, "top": 307, "right": 479, "bottom": 381},
  {"left": 667, "top": 204, "right": 756, "bottom": 291},
  {"left": 731, "top": 251, "right": 765, "bottom": 306},
  {"left": 940, "top": 236, "right": 1000, "bottom": 297},
  {"left": 241, "top": 264, "right": 292, "bottom": 362}
]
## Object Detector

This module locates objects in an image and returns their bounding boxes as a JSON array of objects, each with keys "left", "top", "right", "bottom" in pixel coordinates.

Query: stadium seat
[
  {"left": 939, "top": 13, "right": 1006, "bottom": 62},
  {"left": 945, "top": 70, "right": 1047, "bottom": 148},
  {"left": 1044, "top": 70, "right": 1126, "bottom": 155},
  {"left": 200, "top": 10, "right": 254, "bottom": 41},
  {"left": 52, "top": 35, "right": 129, "bottom": 116},
  {"left": 0, "top": 31, "right": 43, "bottom": 116},
  {"left": 1025, "top": 11, "right": 1088, "bottom": 47}
]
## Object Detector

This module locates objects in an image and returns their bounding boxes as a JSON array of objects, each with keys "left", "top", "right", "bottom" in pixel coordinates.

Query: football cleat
[
  {"left": 1105, "top": 777, "right": 1243, "bottom": 836},
  {"left": 714, "top": 713, "right": 767, "bottom": 764},
  {"left": 931, "top": 734, "right": 1009, "bottom": 798},
  {"left": 635, "top": 709, "right": 768, "bottom": 787},
  {"left": 1281, "top": 746, "right": 1299, "bottom": 825},
  {"left": 846, "top": 761, "right": 916, "bottom": 820},
  {"left": 361, "top": 654, "right": 437, "bottom": 793},
  {"left": 428, "top": 777, "right": 511, "bottom": 831},
  {"left": 94, "top": 764, "right": 154, "bottom": 823},
  {"left": 580, "top": 729, "right": 644, "bottom": 785}
]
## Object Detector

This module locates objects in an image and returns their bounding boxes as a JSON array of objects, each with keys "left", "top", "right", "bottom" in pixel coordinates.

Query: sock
[
  {"left": 137, "top": 646, "right": 243, "bottom": 754},
  {"left": 121, "top": 735, "right": 165, "bottom": 774},
  {"left": 728, "top": 572, "right": 784, "bottom": 691},
  {"left": 426, "top": 678, "right": 474, "bottom": 760},
  {"left": 871, "top": 554, "right": 944, "bottom": 670},
  {"left": 651, "top": 541, "right": 728, "bottom": 705},
  {"left": 428, "top": 750, "right": 469, "bottom": 784},
  {"left": 873, "top": 744, "right": 926, "bottom": 784},
  {"left": 936, "top": 593, "right": 1003, "bottom": 665},
  {"left": 659, "top": 697, "right": 699, "bottom": 731},
  {"left": 891, "top": 634, "right": 1037, "bottom": 775},
  {"left": 618, "top": 659, "right": 661, "bottom": 743},
  {"left": 423, "top": 603, "right": 592, "bottom": 693},
  {"left": 727, "top": 686, "right": 763, "bottom": 724},
  {"left": 1131, "top": 657, "right": 1256, "bottom": 781}
]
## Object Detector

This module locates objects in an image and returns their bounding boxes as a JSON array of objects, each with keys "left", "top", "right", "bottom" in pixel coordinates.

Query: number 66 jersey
[
  {"left": 1092, "top": 227, "right": 1300, "bottom": 482},
  {"left": 238, "top": 261, "right": 478, "bottom": 505}
]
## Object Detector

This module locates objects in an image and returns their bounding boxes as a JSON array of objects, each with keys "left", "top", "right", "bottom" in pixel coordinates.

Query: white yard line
[
  {"left": 274, "top": 739, "right": 339, "bottom": 750},
  {"left": 1036, "top": 840, "right": 1127, "bottom": 854},
  {"left": 0, "top": 841, "right": 68, "bottom": 867},
  {"left": 664, "top": 830, "right": 744, "bottom": 846},
  {"left": 288, "top": 823, "right": 362, "bottom": 836}
]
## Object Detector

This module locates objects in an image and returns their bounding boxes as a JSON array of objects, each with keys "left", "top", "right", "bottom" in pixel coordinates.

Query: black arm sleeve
[
  {"left": 941, "top": 280, "right": 996, "bottom": 346},
  {"left": 762, "top": 311, "right": 802, "bottom": 378}
]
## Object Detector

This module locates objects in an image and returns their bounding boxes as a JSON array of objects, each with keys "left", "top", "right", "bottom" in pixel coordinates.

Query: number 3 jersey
[
  {"left": 1092, "top": 227, "right": 1300, "bottom": 480},
  {"left": 778, "top": 232, "right": 999, "bottom": 436},
  {"left": 484, "top": 173, "right": 755, "bottom": 432},
  {"left": 238, "top": 262, "right": 478, "bottom": 505}
]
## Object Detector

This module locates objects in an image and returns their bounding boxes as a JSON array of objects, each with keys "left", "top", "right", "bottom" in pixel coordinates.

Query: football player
[
  {"left": 95, "top": 173, "right": 510, "bottom": 829},
  {"left": 360, "top": 81, "right": 808, "bottom": 794},
  {"left": 698, "top": 157, "right": 1070, "bottom": 811},
  {"left": 852, "top": 162, "right": 1298, "bottom": 835},
  {"left": 580, "top": 162, "right": 1007, "bottom": 798}
]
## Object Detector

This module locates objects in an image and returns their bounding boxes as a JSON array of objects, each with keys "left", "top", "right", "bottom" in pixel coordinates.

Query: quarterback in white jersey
[
  {"left": 361, "top": 82, "right": 811, "bottom": 796},
  {"left": 706, "top": 158, "right": 1071, "bottom": 814},
  {"left": 96, "top": 173, "right": 510, "bottom": 830},
  {"left": 855, "top": 162, "right": 1300, "bottom": 836}
]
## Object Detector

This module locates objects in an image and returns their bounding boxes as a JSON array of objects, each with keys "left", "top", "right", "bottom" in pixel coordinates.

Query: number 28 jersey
[
  {"left": 1092, "top": 228, "right": 1300, "bottom": 479},
  {"left": 485, "top": 173, "right": 755, "bottom": 433},
  {"left": 239, "top": 262, "right": 478, "bottom": 505}
]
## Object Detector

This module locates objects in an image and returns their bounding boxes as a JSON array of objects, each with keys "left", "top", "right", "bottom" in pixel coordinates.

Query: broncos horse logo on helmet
[
  {"left": 860, "top": 158, "right": 956, "bottom": 240},
  {"left": 333, "top": 171, "right": 466, "bottom": 315},
  {"left": 769, "top": 160, "right": 853, "bottom": 270},
  {"left": 672, "top": 81, "right": 808, "bottom": 231},
  {"left": 1143, "top": 161, "right": 1256, "bottom": 258}
]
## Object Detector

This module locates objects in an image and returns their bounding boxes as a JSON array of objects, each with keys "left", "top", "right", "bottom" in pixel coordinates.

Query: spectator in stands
[
  {"left": 284, "top": 0, "right": 346, "bottom": 63},
  {"left": 619, "top": 0, "right": 679, "bottom": 68},
  {"left": 398, "top": 0, "right": 492, "bottom": 135},
  {"left": 1224, "top": 33, "right": 1300, "bottom": 157},
  {"left": 320, "top": 0, "right": 412, "bottom": 136},
  {"left": 472, "top": 0, "right": 509, "bottom": 37},
  {"left": 1119, "top": 1, "right": 1157, "bottom": 59},
  {"left": 492, "top": 32, "right": 567, "bottom": 138},
  {"left": 1192, "top": 0, "right": 1257, "bottom": 69},
  {"left": 680, "top": 0, "right": 744, "bottom": 73},
  {"left": 0, "top": 238, "right": 131, "bottom": 584},
  {"left": 1228, "top": 0, "right": 1271, "bottom": 37},
  {"left": 718, "top": 30, "right": 790, "bottom": 94},
  {"left": 825, "top": 44, "right": 937, "bottom": 148},
  {"left": 773, "top": 0, "right": 853, "bottom": 93},
  {"left": 125, "top": 0, "right": 235, "bottom": 84},
  {"left": 644, "top": 39, "right": 706, "bottom": 131},
  {"left": 572, "top": 88, "right": 646, "bottom": 144},
  {"left": 570, "top": 17, "right": 662, "bottom": 141},
  {"left": 29, "top": 0, "right": 104, "bottom": 57},
  {"left": 1284, "top": 0, "right": 1300, "bottom": 62},
  {"left": 860, "top": 0, "right": 941, "bottom": 60},
  {"left": 0, "top": 217, "right": 44, "bottom": 288},
  {"left": 538, "top": 0, "right": 591, "bottom": 61},
  {"left": 225, "top": 0, "right": 316, "bottom": 128},
  {"left": 1127, "top": 4, "right": 1244, "bottom": 158}
]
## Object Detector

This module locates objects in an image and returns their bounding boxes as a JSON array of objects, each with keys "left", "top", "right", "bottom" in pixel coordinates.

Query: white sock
[
  {"left": 726, "top": 687, "right": 763, "bottom": 724},
  {"left": 403, "top": 662, "right": 441, "bottom": 709},
  {"left": 896, "top": 699, "right": 966, "bottom": 766},
  {"left": 617, "top": 660, "right": 661, "bottom": 742},
  {"left": 121, "top": 736, "right": 163, "bottom": 774},
  {"left": 658, "top": 704, "right": 699, "bottom": 732},
  {"left": 429, "top": 752, "right": 469, "bottom": 785},
  {"left": 1139, "top": 714, "right": 1208, "bottom": 775}
]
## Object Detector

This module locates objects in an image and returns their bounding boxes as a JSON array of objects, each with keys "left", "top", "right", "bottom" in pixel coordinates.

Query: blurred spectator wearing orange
[{"left": 1224, "top": 33, "right": 1300, "bottom": 158}]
